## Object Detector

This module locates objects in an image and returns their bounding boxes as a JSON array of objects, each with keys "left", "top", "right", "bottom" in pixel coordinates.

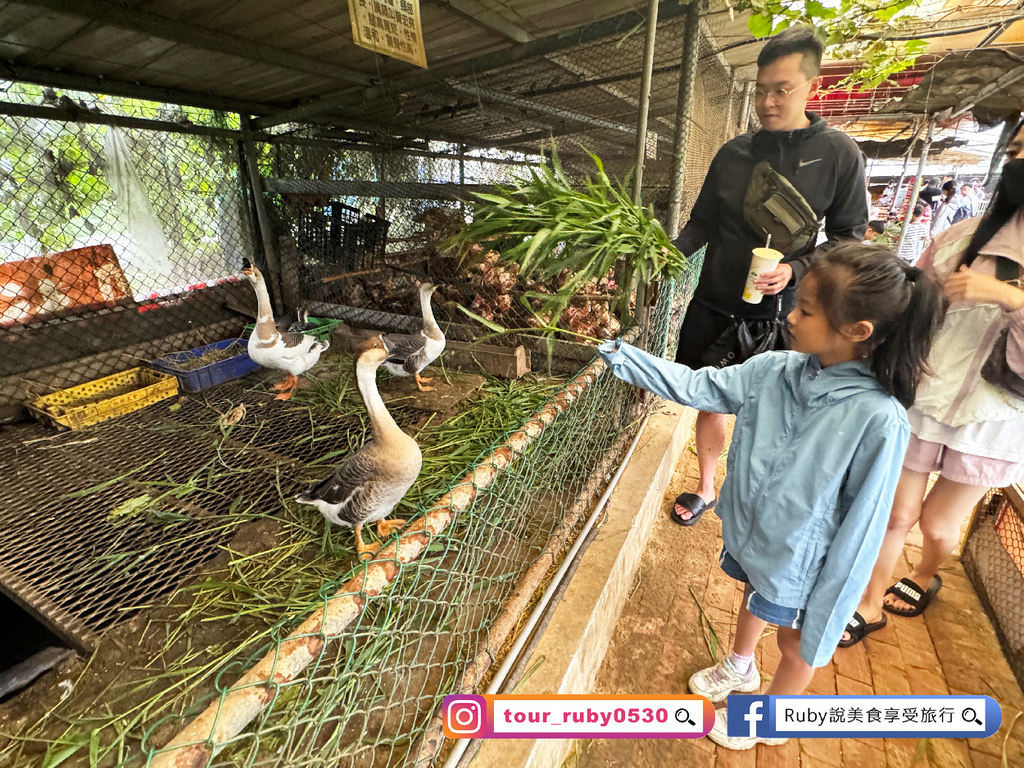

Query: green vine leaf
[
  {"left": 735, "top": 0, "right": 928, "bottom": 88},
  {"left": 747, "top": 13, "right": 773, "bottom": 38}
]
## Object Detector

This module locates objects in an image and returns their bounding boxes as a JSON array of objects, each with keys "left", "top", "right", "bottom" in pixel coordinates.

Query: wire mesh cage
[
  {"left": 0, "top": 86, "right": 257, "bottom": 414},
  {"left": 1, "top": 5, "right": 731, "bottom": 765},
  {"left": 0, "top": 262, "right": 702, "bottom": 767},
  {"left": 962, "top": 486, "right": 1024, "bottom": 694}
]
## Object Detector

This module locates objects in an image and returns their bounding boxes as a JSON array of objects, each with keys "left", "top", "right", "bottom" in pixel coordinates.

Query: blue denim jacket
[{"left": 599, "top": 341, "right": 909, "bottom": 667}]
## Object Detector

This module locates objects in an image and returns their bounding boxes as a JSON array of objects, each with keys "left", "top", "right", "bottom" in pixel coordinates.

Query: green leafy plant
[
  {"left": 448, "top": 152, "right": 687, "bottom": 336},
  {"left": 735, "top": 0, "right": 928, "bottom": 89}
]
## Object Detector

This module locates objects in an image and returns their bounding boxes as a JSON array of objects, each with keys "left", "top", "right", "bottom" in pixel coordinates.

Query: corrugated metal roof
[{"left": 2, "top": 0, "right": 1023, "bottom": 148}]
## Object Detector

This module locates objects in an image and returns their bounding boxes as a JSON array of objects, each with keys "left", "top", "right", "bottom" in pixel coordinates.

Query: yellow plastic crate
[{"left": 28, "top": 367, "right": 178, "bottom": 430}]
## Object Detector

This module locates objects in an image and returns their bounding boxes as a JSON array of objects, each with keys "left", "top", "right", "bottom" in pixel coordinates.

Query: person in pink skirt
[{"left": 840, "top": 124, "right": 1024, "bottom": 646}]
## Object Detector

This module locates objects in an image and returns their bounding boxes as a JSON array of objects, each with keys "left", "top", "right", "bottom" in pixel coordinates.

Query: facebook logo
[{"left": 727, "top": 695, "right": 771, "bottom": 738}]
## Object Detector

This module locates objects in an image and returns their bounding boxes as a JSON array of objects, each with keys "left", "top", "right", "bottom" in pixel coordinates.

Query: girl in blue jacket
[{"left": 599, "top": 244, "right": 945, "bottom": 750}]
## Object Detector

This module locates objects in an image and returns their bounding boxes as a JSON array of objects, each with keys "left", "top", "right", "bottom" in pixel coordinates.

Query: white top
[
  {"left": 909, "top": 213, "right": 1024, "bottom": 462},
  {"left": 897, "top": 222, "right": 930, "bottom": 264}
]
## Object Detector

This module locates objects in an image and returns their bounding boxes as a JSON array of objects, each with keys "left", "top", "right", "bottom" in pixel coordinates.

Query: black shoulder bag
[
  {"left": 699, "top": 295, "right": 788, "bottom": 369},
  {"left": 979, "top": 257, "right": 1024, "bottom": 400}
]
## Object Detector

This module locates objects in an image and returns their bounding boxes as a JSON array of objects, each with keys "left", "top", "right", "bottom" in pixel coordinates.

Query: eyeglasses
[{"left": 754, "top": 80, "right": 812, "bottom": 105}]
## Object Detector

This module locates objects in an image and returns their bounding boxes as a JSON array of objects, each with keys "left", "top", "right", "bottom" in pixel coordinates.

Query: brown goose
[
  {"left": 242, "top": 259, "right": 328, "bottom": 400},
  {"left": 382, "top": 282, "right": 445, "bottom": 391},
  {"left": 295, "top": 336, "right": 422, "bottom": 560}
]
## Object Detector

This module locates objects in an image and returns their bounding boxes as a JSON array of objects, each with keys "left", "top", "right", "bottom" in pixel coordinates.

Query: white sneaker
[
  {"left": 706, "top": 707, "right": 788, "bottom": 750},
  {"left": 688, "top": 656, "right": 761, "bottom": 704}
]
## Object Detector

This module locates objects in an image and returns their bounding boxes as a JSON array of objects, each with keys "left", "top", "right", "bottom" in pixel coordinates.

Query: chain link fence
[
  {"left": 1, "top": 5, "right": 731, "bottom": 766},
  {"left": 1, "top": 5, "right": 739, "bottom": 416},
  {"left": 0, "top": 84, "right": 256, "bottom": 415}
]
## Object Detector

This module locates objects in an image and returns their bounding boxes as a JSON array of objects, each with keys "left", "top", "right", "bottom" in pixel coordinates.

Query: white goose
[
  {"left": 296, "top": 336, "right": 422, "bottom": 560},
  {"left": 382, "top": 282, "right": 446, "bottom": 391},
  {"left": 242, "top": 259, "right": 329, "bottom": 401}
]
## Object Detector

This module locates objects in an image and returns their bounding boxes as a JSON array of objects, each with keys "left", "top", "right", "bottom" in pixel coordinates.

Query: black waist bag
[
  {"left": 743, "top": 161, "right": 821, "bottom": 254},
  {"left": 700, "top": 296, "right": 788, "bottom": 369}
]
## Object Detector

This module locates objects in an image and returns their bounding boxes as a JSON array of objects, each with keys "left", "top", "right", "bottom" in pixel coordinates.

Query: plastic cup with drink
[{"left": 742, "top": 246, "right": 785, "bottom": 304}]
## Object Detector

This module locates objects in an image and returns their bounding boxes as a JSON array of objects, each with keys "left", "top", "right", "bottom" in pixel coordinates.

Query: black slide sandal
[
  {"left": 838, "top": 611, "right": 887, "bottom": 648},
  {"left": 883, "top": 576, "right": 942, "bottom": 618},
  {"left": 671, "top": 493, "right": 717, "bottom": 527}
]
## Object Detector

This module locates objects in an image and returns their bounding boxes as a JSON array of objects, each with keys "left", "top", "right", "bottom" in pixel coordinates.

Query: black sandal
[
  {"left": 838, "top": 612, "right": 887, "bottom": 648},
  {"left": 671, "top": 493, "right": 717, "bottom": 527},
  {"left": 883, "top": 576, "right": 942, "bottom": 618}
]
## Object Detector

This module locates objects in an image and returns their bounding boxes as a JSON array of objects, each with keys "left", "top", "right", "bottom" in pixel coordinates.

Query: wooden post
[
  {"left": 629, "top": 0, "right": 660, "bottom": 325},
  {"left": 666, "top": 0, "right": 701, "bottom": 238},
  {"left": 631, "top": 0, "right": 660, "bottom": 206},
  {"left": 240, "top": 115, "right": 284, "bottom": 314}
]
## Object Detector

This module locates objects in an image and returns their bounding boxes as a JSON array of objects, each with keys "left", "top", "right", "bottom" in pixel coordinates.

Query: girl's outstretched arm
[
  {"left": 799, "top": 408, "right": 910, "bottom": 667},
  {"left": 597, "top": 340, "right": 778, "bottom": 415}
]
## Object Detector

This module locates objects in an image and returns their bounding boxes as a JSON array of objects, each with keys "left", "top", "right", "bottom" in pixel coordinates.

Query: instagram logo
[{"left": 443, "top": 695, "right": 487, "bottom": 738}]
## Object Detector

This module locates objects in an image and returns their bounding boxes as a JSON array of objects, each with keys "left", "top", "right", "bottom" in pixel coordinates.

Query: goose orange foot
[
  {"left": 414, "top": 373, "right": 435, "bottom": 392},
  {"left": 353, "top": 524, "right": 381, "bottom": 561},
  {"left": 272, "top": 374, "right": 297, "bottom": 391},
  {"left": 376, "top": 518, "right": 406, "bottom": 538}
]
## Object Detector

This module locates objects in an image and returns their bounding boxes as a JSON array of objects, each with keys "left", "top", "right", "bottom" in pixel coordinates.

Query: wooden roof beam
[
  {"left": 13, "top": 0, "right": 375, "bottom": 86},
  {"left": 431, "top": 0, "right": 534, "bottom": 44}
]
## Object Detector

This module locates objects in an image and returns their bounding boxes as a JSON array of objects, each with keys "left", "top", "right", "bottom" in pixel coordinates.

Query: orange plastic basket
[{"left": 28, "top": 367, "right": 178, "bottom": 430}]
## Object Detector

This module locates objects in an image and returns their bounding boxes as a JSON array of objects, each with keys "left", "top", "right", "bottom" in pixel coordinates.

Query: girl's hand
[{"left": 945, "top": 265, "right": 1024, "bottom": 311}]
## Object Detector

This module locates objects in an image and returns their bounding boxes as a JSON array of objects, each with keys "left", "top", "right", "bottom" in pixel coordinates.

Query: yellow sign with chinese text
[{"left": 348, "top": 0, "right": 428, "bottom": 69}]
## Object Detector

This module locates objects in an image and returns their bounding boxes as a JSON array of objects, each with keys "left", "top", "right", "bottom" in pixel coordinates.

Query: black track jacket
[{"left": 673, "top": 112, "right": 868, "bottom": 319}]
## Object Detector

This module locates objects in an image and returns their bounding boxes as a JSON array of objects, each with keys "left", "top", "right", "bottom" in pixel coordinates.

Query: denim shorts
[{"left": 719, "top": 549, "right": 804, "bottom": 629}]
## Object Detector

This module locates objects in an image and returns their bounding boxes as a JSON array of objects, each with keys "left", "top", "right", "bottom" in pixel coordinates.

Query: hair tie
[{"left": 905, "top": 266, "right": 922, "bottom": 283}]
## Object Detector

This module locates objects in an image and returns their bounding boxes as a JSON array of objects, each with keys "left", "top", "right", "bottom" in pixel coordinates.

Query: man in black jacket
[{"left": 670, "top": 27, "right": 868, "bottom": 526}]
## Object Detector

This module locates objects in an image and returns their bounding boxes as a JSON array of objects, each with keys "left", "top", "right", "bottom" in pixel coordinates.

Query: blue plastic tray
[{"left": 152, "top": 337, "right": 260, "bottom": 393}]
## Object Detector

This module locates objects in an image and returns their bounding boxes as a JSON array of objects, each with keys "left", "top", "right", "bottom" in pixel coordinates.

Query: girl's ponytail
[
  {"left": 810, "top": 244, "right": 946, "bottom": 409},
  {"left": 870, "top": 264, "right": 946, "bottom": 408}
]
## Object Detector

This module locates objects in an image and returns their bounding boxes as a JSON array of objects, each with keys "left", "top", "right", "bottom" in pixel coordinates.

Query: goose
[
  {"left": 242, "top": 259, "right": 328, "bottom": 400},
  {"left": 295, "top": 336, "right": 422, "bottom": 560},
  {"left": 382, "top": 282, "right": 445, "bottom": 391}
]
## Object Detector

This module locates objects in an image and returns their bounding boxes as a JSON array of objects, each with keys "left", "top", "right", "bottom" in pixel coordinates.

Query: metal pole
[
  {"left": 737, "top": 81, "right": 755, "bottom": 135},
  {"left": 888, "top": 121, "right": 923, "bottom": 215},
  {"left": 240, "top": 115, "right": 284, "bottom": 314},
  {"left": 631, "top": 0, "right": 660, "bottom": 205},
  {"left": 896, "top": 118, "right": 935, "bottom": 257},
  {"left": 722, "top": 68, "right": 737, "bottom": 141},
  {"left": 667, "top": 0, "right": 701, "bottom": 237},
  {"left": 459, "top": 143, "right": 466, "bottom": 217}
]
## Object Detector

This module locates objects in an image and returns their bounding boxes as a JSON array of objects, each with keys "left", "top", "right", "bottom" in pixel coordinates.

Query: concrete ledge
[{"left": 472, "top": 401, "right": 695, "bottom": 768}]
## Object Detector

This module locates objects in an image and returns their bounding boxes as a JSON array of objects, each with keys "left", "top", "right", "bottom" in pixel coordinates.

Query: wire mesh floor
[{"left": 0, "top": 370, "right": 424, "bottom": 651}]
